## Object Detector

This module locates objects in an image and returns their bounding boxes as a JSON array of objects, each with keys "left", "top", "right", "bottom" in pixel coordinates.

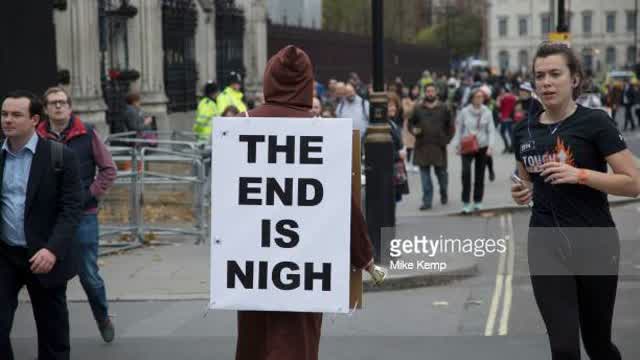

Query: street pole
[
  {"left": 556, "top": 0, "right": 567, "bottom": 32},
  {"left": 635, "top": 0, "right": 638, "bottom": 64},
  {"left": 365, "top": 0, "right": 395, "bottom": 264}
]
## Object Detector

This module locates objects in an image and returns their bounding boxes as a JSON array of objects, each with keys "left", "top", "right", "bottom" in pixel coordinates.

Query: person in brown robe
[{"left": 234, "top": 45, "right": 379, "bottom": 360}]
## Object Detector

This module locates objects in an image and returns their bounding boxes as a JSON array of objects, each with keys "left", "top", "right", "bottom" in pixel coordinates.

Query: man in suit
[{"left": 0, "top": 90, "right": 83, "bottom": 360}]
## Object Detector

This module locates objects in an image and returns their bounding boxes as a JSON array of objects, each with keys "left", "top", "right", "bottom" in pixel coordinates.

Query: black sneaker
[
  {"left": 98, "top": 317, "right": 115, "bottom": 343},
  {"left": 440, "top": 193, "right": 448, "bottom": 205},
  {"left": 419, "top": 204, "right": 432, "bottom": 211},
  {"left": 489, "top": 170, "right": 496, "bottom": 182}
]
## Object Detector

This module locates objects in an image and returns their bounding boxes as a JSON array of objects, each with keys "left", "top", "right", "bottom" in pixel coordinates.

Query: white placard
[{"left": 210, "top": 117, "right": 352, "bottom": 313}]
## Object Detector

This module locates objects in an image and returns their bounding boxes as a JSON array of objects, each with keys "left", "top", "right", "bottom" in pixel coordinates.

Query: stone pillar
[
  {"left": 128, "top": 0, "right": 169, "bottom": 130},
  {"left": 53, "top": 0, "right": 108, "bottom": 133},
  {"left": 239, "top": 0, "right": 268, "bottom": 98},
  {"left": 195, "top": 1, "right": 217, "bottom": 95}
]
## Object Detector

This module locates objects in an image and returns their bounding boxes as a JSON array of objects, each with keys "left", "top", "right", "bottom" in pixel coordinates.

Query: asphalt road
[{"left": 11, "top": 204, "right": 640, "bottom": 359}]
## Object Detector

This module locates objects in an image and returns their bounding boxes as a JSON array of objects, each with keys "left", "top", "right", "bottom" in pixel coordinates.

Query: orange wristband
[{"left": 577, "top": 169, "right": 588, "bottom": 185}]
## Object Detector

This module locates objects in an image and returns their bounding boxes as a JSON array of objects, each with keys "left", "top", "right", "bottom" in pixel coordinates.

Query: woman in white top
[{"left": 453, "top": 87, "right": 497, "bottom": 214}]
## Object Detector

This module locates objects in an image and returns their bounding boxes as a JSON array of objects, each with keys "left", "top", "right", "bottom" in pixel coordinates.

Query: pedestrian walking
[
  {"left": 193, "top": 81, "right": 220, "bottom": 142},
  {"left": 452, "top": 87, "right": 497, "bottom": 214},
  {"left": 0, "top": 90, "right": 83, "bottom": 360},
  {"left": 511, "top": 42, "right": 640, "bottom": 360},
  {"left": 386, "top": 93, "right": 408, "bottom": 202},
  {"left": 234, "top": 45, "right": 386, "bottom": 360},
  {"left": 336, "top": 83, "right": 369, "bottom": 142},
  {"left": 621, "top": 79, "right": 636, "bottom": 131},
  {"left": 401, "top": 87, "right": 417, "bottom": 173},
  {"left": 39, "top": 87, "right": 118, "bottom": 343},
  {"left": 410, "top": 84, "right": 454, "bottom": 210},
  {"left": 497, "top": 86, "right": 517, "bottom": 153}
]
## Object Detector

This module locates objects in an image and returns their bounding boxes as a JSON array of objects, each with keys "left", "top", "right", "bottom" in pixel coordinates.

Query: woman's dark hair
[
  {"left": 125, "top": 92, "right": 141, "bottom": 105},
  {"left": 5, "top": 90, "right": 43, "bottom": 118},
  {"left": 532, "top": 42, "right": 584, "bottom": 100},
  {"left": 222, "top": 106, "right": 240, "bottom": 117}
]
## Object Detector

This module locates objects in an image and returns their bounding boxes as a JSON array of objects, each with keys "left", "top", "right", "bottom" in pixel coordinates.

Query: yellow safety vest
[
  {"left": 216, "top": 86, "right": 247, "bottom": 114},
  {"left": 193, "top": 97, "right": 218, "bottom": 142}
]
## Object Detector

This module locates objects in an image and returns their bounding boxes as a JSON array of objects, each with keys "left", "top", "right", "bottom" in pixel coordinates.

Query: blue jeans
[
  {"left": 500, "top": 121, "right": 514, "bottom": 151},
  {"left": 419, "top": 165, "right": 448, "bottom": 207},
  {"left": 75, "top": 214, "right": 109, "bottom": 322}
]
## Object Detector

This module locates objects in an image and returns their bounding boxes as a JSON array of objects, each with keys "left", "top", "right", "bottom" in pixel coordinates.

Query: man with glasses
[{"left": 37, "top": 87, "right": 117, "bottom": 343}]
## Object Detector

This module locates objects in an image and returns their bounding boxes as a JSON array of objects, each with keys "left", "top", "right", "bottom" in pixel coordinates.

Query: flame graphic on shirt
[
  {"left": 522, "top": 137, "right": 575, "bottom": 173},
  {"left": 548, "top": 137, "right": 575, "bottom": 166}
]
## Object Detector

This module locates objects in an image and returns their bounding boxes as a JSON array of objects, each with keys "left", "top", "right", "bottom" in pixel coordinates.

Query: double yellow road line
[{"left": 485, "top": 213, "right": 515, "bottom": 336}]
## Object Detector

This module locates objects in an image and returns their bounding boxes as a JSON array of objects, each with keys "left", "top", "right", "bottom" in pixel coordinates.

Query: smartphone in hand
[{"left": 511, "top": 172, "right": 533, "bottom": 206}]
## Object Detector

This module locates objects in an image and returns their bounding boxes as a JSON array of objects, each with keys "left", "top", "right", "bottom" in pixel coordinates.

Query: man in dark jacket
[
  {"left": 410, "top": 84, "right": 455, "bottom": 210},
  {"left": 0, "top": 90, "right": 83, "bottom": 360},
  {"left": 39, "top": 87, "right": 118, "bottom": 343}
]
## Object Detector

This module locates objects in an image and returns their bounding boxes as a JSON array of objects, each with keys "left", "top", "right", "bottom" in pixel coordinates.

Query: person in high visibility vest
[
  {"left": 217, "top": 71, "right": 247, "bottom": 114},
  {"left": 193, "top": 81, "right": 220, "bottom": 142}
]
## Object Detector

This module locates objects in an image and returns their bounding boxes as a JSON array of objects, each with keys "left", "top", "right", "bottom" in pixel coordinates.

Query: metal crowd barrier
[{"left": 100, "top": 131, "right": 210, "bottom": 248}]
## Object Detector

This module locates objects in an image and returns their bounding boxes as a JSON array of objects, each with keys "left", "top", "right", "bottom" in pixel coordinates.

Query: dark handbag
[
  {"left": 393, "top": 159, "right": 408, "bottom": 186},
  {"left": 460, "top": 113, "right": 482, "bottom": 155}
]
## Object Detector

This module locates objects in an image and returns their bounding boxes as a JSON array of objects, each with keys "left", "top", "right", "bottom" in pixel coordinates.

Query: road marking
[
  {"left": 485, "top": 215, "right": 507, "bottom": 336},
  {"left": 498, "top": 213, "right": 515, "bottom": 336}
]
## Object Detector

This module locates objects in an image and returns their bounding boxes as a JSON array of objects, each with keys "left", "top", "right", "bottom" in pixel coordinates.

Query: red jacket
[{"left": 499, "top": 93, "right": 517, "bottom": 122}]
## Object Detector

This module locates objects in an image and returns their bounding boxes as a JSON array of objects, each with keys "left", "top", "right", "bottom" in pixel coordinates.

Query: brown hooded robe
[{"left": 234, "top": 45, "right": 374, "bottom": 360}]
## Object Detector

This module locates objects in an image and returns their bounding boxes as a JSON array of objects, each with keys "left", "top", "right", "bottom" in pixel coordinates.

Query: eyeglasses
[{"left": 47, "top": 100, "right": 68, "bottom": 107}]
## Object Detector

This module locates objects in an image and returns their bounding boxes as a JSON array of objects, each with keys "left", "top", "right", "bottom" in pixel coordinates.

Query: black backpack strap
[{"left": 50, "top": 140, "right": 64, "bottom": 172}]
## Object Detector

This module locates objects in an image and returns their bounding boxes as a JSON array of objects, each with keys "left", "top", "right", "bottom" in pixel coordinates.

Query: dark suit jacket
[{"left": 0, "top": 136, "right": 83, "bottom": 288}]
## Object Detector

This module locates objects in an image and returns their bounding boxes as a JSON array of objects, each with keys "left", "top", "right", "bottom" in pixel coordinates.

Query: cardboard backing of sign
[{"left": 350, "top": 130, "right": 363, "bottom": 310}]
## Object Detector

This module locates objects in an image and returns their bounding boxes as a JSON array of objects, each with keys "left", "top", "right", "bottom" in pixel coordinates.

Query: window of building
[
  {"left": 518, "top": 16, "right": 528, "bottom": 36},
  {"left": 499, "top": 50, "right": 510, "bottom": 71},
  {"left": 606, "top": 46, "right": 617, "bottom": 67},
  {"left": 541, "top": 13, "right": 551, "bottom": 35},
  {"left": 499, "top": 17, "right": 508, "bottom": 37},
  {"left": 627, "top": 10, "right": 637, "bottom": 32},
  {"left": 628, "top": 46, "right": 637, "bottom": 65},
  {"left": 606, "top": 12, "right": 616, "bottom": 33},
  {"left": 583, "top": 11, "right": 593, "bottom": 34},
  {"left": 518, "top": 49, "right": 529, "bottom": 70},
  {"left": 582, "top": 48, "right": 594, "bottom": 71}
]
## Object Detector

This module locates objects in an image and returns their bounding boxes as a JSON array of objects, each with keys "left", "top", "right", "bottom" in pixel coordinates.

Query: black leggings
[
  {"left": 530, "top": 275, "right": 621, "bottom": 360},
  {"left": 528, "top": 227, "right": 621, "bottom": 360},
  {"left": 461, "top": 147, "right": 488, "bottom": 203}
]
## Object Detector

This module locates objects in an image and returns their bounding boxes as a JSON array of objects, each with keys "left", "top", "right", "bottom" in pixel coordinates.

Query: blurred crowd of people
[
  {"left": 307, "top": 69, "right": 544, "bottom": 213},
  {"left": 196, "top": 66, "right": 640, "bottom": 213}
]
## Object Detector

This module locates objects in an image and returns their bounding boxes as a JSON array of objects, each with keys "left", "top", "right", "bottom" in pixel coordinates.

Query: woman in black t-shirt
[{"left": 511, "top": 43, "right": 640, "bottom": 360}]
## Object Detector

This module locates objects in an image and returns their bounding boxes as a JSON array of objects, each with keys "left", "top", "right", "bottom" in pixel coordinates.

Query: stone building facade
[
  {"left": 52, "top": 0, "right": 267, "bottom": 134},
  {"left": 488, "top": 0, "right": 640, "bottom": 74}
]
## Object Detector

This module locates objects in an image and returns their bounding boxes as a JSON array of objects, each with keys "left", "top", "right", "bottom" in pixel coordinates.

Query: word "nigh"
[{"left": 227, "top": 261, "right": 332, "bottom": 291}]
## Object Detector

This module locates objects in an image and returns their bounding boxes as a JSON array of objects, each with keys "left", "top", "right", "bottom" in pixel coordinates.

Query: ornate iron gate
[
  {"left": 162, "top": 0, "right": 198, "bottom": 112},
  {"left": 215, "top": 0, "right": 245, "bottom": 88},
  {"left": 99, "top": 0, "right": 139, "bottom": 132}
]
